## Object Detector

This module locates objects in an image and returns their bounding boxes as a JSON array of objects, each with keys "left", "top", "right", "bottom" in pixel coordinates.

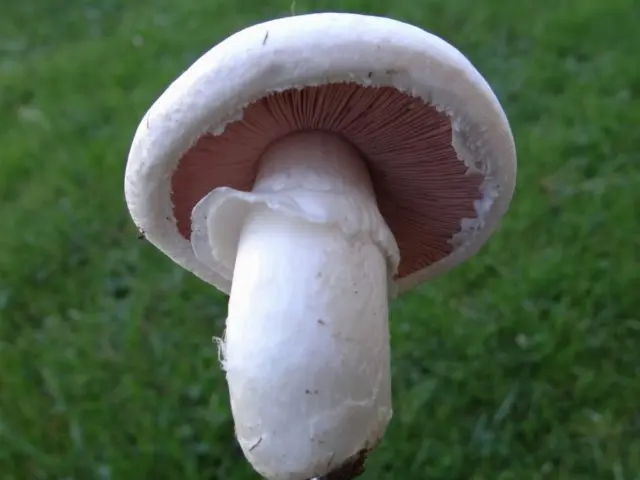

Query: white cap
[{"left": 125, "top": 12, "right": 517, "bottom": 294}]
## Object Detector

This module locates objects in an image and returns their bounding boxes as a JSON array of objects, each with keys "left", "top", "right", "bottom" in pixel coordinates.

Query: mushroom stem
[{"left": 194, "top": 132, "right": 399, "bottom": 479}]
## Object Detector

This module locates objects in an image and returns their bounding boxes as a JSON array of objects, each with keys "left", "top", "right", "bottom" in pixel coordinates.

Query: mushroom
[{"left": 124, "top": 12, "right": 516, "bottom": 480}]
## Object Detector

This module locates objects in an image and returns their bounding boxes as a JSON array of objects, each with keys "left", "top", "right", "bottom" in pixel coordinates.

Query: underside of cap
[{"left": 124, "top": 12, "right": 517, "bottom": 295}]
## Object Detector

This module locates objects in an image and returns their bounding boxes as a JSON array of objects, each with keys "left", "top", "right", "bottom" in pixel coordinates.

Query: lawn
[{"left": 1, "top": 0, "right": 638, "bottom": 478}]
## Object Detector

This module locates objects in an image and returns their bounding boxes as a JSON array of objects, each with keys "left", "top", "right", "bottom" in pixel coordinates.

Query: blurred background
[{"left": 1, "top": 0, "right": 638, "bottom": 478}]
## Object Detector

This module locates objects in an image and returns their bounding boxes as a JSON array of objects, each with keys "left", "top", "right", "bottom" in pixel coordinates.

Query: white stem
[{"left": 192, "top": 132, "right": 400, "bottom": 480}]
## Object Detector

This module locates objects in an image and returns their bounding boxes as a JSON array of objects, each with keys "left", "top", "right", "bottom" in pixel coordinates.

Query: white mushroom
[{"left": 124, "top": 12, "right": 517, "bottom": 480}]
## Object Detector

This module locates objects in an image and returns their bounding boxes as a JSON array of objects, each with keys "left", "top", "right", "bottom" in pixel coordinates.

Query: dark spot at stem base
[{"left": 310, "top": 449, "right": 368, "bottom": 480}]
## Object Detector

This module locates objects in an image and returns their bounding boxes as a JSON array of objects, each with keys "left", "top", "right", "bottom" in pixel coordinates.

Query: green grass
[{"left": 1, "top": 0, "right": 639, "bottom": 478}]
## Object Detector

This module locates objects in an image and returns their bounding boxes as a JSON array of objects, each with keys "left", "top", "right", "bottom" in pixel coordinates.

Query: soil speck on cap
[{"left": 248, "top": 437, "right": 262, "bottom": 452}]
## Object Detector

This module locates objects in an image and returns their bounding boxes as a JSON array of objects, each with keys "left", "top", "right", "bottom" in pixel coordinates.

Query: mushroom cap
[{"left": 125, "top": 12, "right": 517, "bottom": 295}]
